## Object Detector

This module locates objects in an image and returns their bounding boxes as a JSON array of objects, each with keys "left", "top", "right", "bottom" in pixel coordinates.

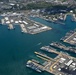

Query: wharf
[
  {"left": 64, "top": 32, "right": 76, "bottom": 42},
  {"left": 61, "top": 29, "right": 76, "bottom": 45}
]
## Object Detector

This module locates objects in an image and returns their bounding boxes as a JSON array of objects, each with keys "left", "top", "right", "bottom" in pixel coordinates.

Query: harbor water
[{"left": 0, "top": 16, "right": 76, "bottom": 75}]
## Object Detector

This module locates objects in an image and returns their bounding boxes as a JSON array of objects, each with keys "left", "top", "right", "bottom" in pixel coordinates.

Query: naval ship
[
  {"left": 26, "top": 60, "right": 43, "bottom": 73},
  {"left": 40, "top": 46, "right": 56, "bottom": 52},
  {"left": 50, "top": 42, "right": 76, "bottom": 53}
]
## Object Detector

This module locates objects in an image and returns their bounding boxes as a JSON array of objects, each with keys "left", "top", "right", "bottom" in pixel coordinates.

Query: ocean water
[{"left": 0, "top": 16, "right": 76, "bottom": 75}]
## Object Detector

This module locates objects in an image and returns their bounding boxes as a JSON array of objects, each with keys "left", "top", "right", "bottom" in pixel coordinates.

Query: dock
[{"left": 27, "top": 45, "right": 76, "bottom": 75}]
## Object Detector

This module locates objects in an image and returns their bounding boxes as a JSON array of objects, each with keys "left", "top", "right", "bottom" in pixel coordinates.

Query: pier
[
  {"left": 8, "top": 24, "right": 14, "bottom": 30},
  {"left": 20, "top": 24, "right": 27, "bottom": 33},
  {"left": 35, "top": 52, "right": 54, "bottom": 61},
  {"left": 36, "top": 55, "right": 50, "bottom": 61}
]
